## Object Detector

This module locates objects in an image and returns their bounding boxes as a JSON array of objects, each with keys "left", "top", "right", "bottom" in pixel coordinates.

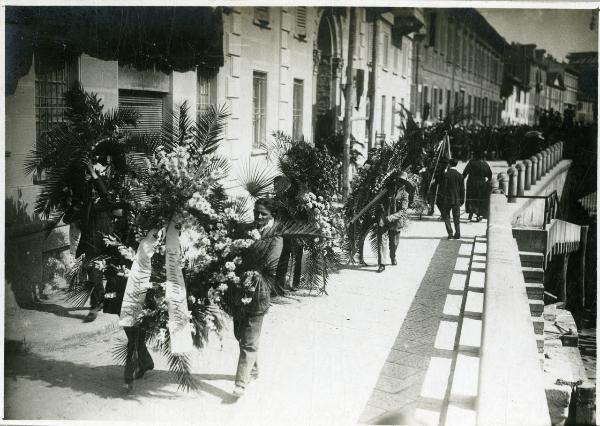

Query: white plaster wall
[{"left": 5, "top": 63, "right": 38, "bottom": 219}]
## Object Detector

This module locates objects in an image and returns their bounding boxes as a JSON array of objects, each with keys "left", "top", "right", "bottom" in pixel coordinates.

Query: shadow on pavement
[
  {"left": 359, "top": 238, "right": 463, "bottom": 424},
  {"left": 20, "top": 302, "right": 91, "bottom": 321},
  {"left": 4, "top": 350, "right": 238, "bottom": 409}
]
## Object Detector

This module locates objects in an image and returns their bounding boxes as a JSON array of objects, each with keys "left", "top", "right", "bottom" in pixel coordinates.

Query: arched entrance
[{"left": 314, "top": 10, "right": 340, "bottom": 143}]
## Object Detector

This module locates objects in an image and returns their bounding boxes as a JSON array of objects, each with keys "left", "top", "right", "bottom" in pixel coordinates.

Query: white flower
[
  {"left": 225, "top": 261, "right": 236, "bottom": 271},
  {"left": 218, "top": 283, "right": 228, "bottom": 292},
  {"left": 241, "top": 297, "right": 253, "bottom": 305},
  {"left": 233, "top": 256, "right": 243, "bottom": 265},
  {"left": 248, "top": 229, "right": 261, "bottom": 240}
]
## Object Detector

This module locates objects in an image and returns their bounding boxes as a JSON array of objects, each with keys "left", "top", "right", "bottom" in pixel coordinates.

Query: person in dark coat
[
  {"left": 427, "top": 158, "right": 448, "bottom": 216},
  {"left": 232, "top": 198, "right": 283, "bottom": 398},
  {"left": 437, "top": 158, "right": 465, "bottom": 239},
  {"left": 63, "top": 159, "right": 117, "bottom": 322},
  {"left": 462, "top": 152, "right": 492, "bottom": 221}
]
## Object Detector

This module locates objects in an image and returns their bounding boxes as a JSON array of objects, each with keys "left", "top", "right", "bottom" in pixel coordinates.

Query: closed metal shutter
[{"left": 118, "top": 91, "right": 164, "bottom": 135}]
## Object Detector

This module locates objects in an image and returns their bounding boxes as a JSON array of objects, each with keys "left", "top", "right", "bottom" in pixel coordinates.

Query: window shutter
[
  {"left": 118, "top": 91, "right": 164, "bottom": 135},
  {"left": 296, "top": 7, "right": 307, "bottom": 37}
]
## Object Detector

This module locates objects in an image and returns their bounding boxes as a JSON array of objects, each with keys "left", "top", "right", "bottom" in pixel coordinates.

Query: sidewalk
[
  {"left": 5, "top": 213, "right": 486, "bottom": 424},
  {"left": 5, "top": 288, "right": 120, "bottom": 353}
]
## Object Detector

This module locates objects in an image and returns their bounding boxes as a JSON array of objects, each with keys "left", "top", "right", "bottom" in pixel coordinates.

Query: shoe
[
  {"left": 391, "top": 259, "right": 397, "bottom": 266},
  {"left": 232, "top": 386, "right": 245, "bottom": 398},
  {"left": 476, "top": 216, "right": 482, "bottom": 222},
  {"left": 447, "top": 234, "right": 454, "bottom": 240},
  {"left": 453, "top": 234, "right": 461, "bottom": 239},
  {"left": 135, "top": 360, "right": 154, "bottom": 380},
  {"left": 468, "top": 213, "right": 473, "bottom": 221},
  {"left": 83, "top": 310, "right": 98, "bottom": 323},
  {"left": 376, "top": 265, "right": 386, "bottom": 273}
]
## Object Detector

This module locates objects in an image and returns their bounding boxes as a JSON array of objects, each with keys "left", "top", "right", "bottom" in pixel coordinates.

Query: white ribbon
[
  {"left": 165, "top": 220, "right": 193, "bottom": 355},
  {"left": 118, "top": 229, "right": 158, "bottom": 327}
]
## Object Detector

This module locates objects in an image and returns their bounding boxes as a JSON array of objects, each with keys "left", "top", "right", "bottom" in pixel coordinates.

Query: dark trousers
[
  {"left": 233, "top": 313, "right": 264, "bottom": 388},
  {"left": 377, "top": 227, "right": 400, "bottom": 266},
  {"left": 440, "top": 205, "right": 461, "bottom": 237},
  {"left": 87, "top": 266, "right": 105, "bottom": 310},
  {"left": 123, "top": 326, "right": 153, "bottom": 383}
]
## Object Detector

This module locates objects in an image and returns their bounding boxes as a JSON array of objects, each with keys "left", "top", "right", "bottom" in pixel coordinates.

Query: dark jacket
[
  {"left": 245, "top": 221, "right": 283, "bottom": 315},
  {"left": 438, "top": 168, "right": 465, "bottom": 207}
]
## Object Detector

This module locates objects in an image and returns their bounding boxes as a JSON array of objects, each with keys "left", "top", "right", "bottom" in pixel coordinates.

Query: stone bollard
[
  {"left": 535, "top": 153, "right": 543, "bottom": 181},
  {"left": 516, "top": 163, "right": 525, "bottom": 196},
  {"left": 490, "top": 176, "right": 500, "bottom": 193},
  {"left": 541, "top": 150, "right": 549, "bottom": 176},
  {"left": 524, "top": 159, "right": 532, "bottom": 190},
  {"left": 549, "top": 145, "right": 556, "bottom": 168},
  {"left": 498, "top": 172, "right": 509, "bottom": 195},
  {"left": 553, "top": 145, "right": 559, "bottom": 167},
  {"left": 507, "top": 166, "right": 518, "bottom": 202},
  {"left": 545, "top": 149, "right": 552, "bottom": 173},
  {"left": 558, "top": 141, "right": 564, "bottom": 161},
  {"left": 530, "top": 156, "right": 538, "bottom": 186}
]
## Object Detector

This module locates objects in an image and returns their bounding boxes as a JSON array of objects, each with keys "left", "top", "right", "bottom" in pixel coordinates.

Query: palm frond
[
  {"left": 193, "top": 104, "right": 230, "bottom": 156},
  {"left": 266, "top": 219, "right": 324, "bottom": 240},
  {"left": 149, "top": 335, "right": 197, "bottom": 391},
  {"left": 111, "top": 338, "right": 130, "bottom": 366},
  {"left": 236, "top": 161, "right": 275, "bottom": 199},
  {"left": 207, "top": 184, "right": 229, "bottom": 214}
]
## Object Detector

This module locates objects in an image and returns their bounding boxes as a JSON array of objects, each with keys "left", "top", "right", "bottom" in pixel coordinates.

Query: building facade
[
  {"left": 412, "top": 9, "right": 507, "bottom": 126},
  {"left": 567, "top": 51, "right": 598, "bottom": 123},
  {"left": 501, "top": 79, "right": 530, "bottom": 125},
  {"left": 6, "top": 6, "right": 417, "bottom": 219}
]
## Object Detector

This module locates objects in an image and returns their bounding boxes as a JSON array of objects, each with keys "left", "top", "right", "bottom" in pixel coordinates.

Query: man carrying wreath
[{"left": 376, "top": 171, "right": 414, "bottom": 273}]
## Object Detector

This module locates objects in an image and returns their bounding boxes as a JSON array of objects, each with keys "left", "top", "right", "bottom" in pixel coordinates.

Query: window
[
  {"left": 422, "top": 86, "right": 429, "bottom": 118},
  {"left": 254, "top": 7, "right": 270, "bottom": 27},
  {"left": 454, "top": 29, "right": 460, "bottom": 64},
  {"left": 429, "top": 12, "right": 437, "bottom": 48},
  {"left": 391, "top": 96, "right": 396, "bottom": 136},
  {"left": 367, "top": 22, "right": 374, "bottom": 64},
  {"left": 394, "top": 46, "right": 399, "bottom": 72},
  {"left": 432, "top": 88, "right": 438, "bottom": 119},
  {"left": 292, "top": 79, "right": 304, "bottom": 140},
  {"left": 439, "top": 89, "right": 443, "bottom": 105},
  {"left": 446, "top": 89, "right": 451, "bottom": 116},
  {"left": 383, "top": 33, "right": 390, "bottom": 68},
  {"left": 468, "top": 95, "right": 472, "bottom": 114},
  {"left": 446, "top": 22, "right": 453, "bottom": 60},
  {"left": 462, "top": 34, "right": 467, "bottom": 69},
  {"left": 402, "top": 44, "right": 409, "bottom": 76},
  {"left": 295, "top": 7, "right": 307, "bottom": 38},
  {"left": 197, "top": 72, "right": 217, "bottom": 120},
  {"left": 252, "top": 71, "right": 267, "bottom": 148},
  {"left": 119, "top": 90, "right": 165, "bottom": 135},
  {"left": 381, "top": 95, "right": 386, "bottom": 133},
  {"left": 34, "top": 54, "right": 74, "bottom": 182}
]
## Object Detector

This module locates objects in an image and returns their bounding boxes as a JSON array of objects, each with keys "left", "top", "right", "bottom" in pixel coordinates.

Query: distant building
[
  {"left": 501, "top": 75, "right": 530, "bottom": 125},
  {"left": 567, "top": 51, "right": 598, "bottom": 123},
  {"left": 412, "top": 8, "right": 507, "bottom": 126},
  {"left": 502, "top": 43, "right": 547, "bottom": 125}
]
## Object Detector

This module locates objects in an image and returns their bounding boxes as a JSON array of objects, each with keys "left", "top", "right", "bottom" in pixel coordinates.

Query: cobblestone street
[{"left": 5, "top": 215, "right": 486, "bottom": 424}]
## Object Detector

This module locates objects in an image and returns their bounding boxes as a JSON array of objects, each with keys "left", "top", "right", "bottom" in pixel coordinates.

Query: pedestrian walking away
[
  {"left": 437, "top": 158, "right": 465, "bottom": 239},
  {"left": 463, "top": 152, "right": 492, "bottom": 222}
]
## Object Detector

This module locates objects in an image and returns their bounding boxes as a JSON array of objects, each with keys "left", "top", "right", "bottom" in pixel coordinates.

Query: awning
[{"left": 5, "top": 6, "right": 224, "bottom": 95}]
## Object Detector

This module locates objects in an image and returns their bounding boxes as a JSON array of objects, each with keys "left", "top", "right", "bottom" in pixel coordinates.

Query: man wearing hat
[{"left": 376, "top": 171, "right": 414, "bottom": 272}]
